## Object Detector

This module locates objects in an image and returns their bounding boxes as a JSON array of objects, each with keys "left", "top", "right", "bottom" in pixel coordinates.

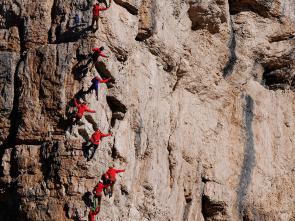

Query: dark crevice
[
  {"left": 223, "top": 17, "right": 237, "bottom": 77},
  {"left": 73, "top": 49, "right": 91, "bottom": 78},
  {"left": 40, "top": 142, "right": 61, "bottom": 184},
  {"left": 167, "top": 142, "right": 175, "bottom": 188},
  {"left": 120, "top": 185, "right": 129, "bottom": 195},
  {"left": 0, "top": 54, "right": 25, "bottom": 220},
  {"left": 106, "top": 96, "right": 127, "bottom": 113},
  {"left": 262, "top": 66, "right": 295, "bottom": 91},
  {"left": 228, "top": 0, "right": 274, "bottom": 18},
  {"left": 172, "top": 66, "right": 186, "bottom": 91},
  {"left": 111, "top": 137, "right": 126, "bottom": 162},
  {"left": 0, "top": 55, "right": 23, "bottom": 165},
  {"left": 114, "top": 0, "right": 138, "bottom": 15},
  {"left": 201, "top": 194, "right": 227, "bottom": 220},
  {"left": 236, "top": 94, "right": 255, "bottom": 218},
  {"left": 108, "top": 46, "right": 128, "bottom": 62},
  {"left": 0, "top": 181, "right": 25, "bottom": 220},
  {"left": 84, "top": 115, "right": 98, "bottom": 131},
  {"left": 201, "top": 176, "right": 211, "bottom": 183},
  {"left": 48, "top": 0, "right": 57, "bottom": 43},
  {"left": 183, "top": 196, "right": 192, "bottom": 221},
  {"left": 72, "top": 62, "right": 89, "bottom": 81},
  {"left": 17, "top": 19, "right": 26, "bottom": 53},
  {"left": 135, "top": 28, "right": 153, "bottom": 42},
  {"left": 111, "top": 138, "right": 118, "bottom": 159},
  {"left": 172, "top": 77, "right": 180, "bottom": 91},
  {"left": 269, "top": 33, "right": 295, "bottom": 43},
  {"left": 82, "top": 191, "right": 93, "bottom": 208},
  {"left": 15, "top": 139, "right": 45, "bottom": 146},
  {"left": 163, "top": 61, "right": 174, "bottom": 72},
  {"left": 243, "top": 213, "right": 251, "bottom": 221},
  {"left": 106, "top": 96, "right": 127, "bottom": 127},
  {"left": 55, "top": 26, "right": 92, "bottom": 44},
  {"left": 95, "top": 61, "right": 116, "bottom": 87}
]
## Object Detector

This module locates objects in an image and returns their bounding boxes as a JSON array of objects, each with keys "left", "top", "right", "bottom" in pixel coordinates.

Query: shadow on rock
[
  {"left": 56, "top": 25, "right": 92, "bottom": 43},
  {"left": 82, "top": 191, "right": 93, "bottom": 208}
]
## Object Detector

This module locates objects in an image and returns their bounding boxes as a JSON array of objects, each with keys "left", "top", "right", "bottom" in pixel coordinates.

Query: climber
[
  {"left": 87, "top": 76, "right": 112, "bottom": 100},
  {"left": 89, "top": 46, "right": 109, "bottom": 71},
  {"left": 93, "top": 179, "right": 109, "bottom": 208},
  {"left": 88, "top": 179, "right": 108, "bottom": 221},
  {"left": 88, "top": 207, "right": 100, "bottom": 221},
  {"left": 71, "top": 98, "right": 95, "bottom": 124},
  {"left": 102, "top": 167, "right": 125, "bottom": 197},
  {"left": 91, "top": 0, "right": 112, "bottom": 31},
  {"left": 83, "top": 129, "right": 111, "bottom": 161}
]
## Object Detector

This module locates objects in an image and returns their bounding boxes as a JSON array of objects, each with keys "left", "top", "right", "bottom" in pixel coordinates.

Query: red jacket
[
  {"left": 90, "top": 130, "right": 111, "bottom": 145},
  {"left": 92, "top": 4, "right": 108, "bottom": 17},
  {"left": 92, "top": 48, "right": 107, "bottom": 58},
  {"left": 105, "top": 167, "right": 125, "bottom": 182},
  {"left": 94, "top": 182, "right": 108, "bottom": 196},
  {"left": 94, "top": 77, "right": 110, "bottom": 84},
  {"left": 74, "top": 99, "right": 95, "bottom": 118}
]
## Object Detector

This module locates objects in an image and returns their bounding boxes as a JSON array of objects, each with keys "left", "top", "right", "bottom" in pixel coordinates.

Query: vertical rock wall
[{"left": 0, "top": 0, "right": 294, "bottom": 220}]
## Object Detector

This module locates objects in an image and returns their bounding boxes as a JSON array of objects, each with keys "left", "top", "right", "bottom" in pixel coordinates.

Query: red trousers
[{"left": 88, "top": 207, "right": 100, "bottom": 221}]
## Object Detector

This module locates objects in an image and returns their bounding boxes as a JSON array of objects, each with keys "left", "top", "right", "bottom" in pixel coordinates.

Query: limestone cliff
[{"left": 0, "top": 0, "right": 294, "bottom": 220}]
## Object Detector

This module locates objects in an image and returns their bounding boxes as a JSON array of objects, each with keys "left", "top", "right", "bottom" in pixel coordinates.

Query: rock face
[{"left": 0, "top": 0, "right": 295, "bottom": 221}]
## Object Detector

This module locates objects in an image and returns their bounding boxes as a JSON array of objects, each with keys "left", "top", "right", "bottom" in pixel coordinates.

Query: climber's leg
[
  {"left": 94, "top": 84, "right": 99, "bottom": 100},
  {"left": 94, "top": 206, "right": 100, "bottom": 215},
  {"left": 95, "top": 17, "right": 99, "bottom": 30},
  {"left": 93, "top": 194, "right": 97, "bottom": 209},
  {"left": 94, "top": 194, "right": 102, "bottom": 208},
  {"left": 109, "top": 180, "right": 115, "bottom": 197},
  {"left": 95, "top": 89, "right": 98, "bottom": 101},
  {"left": 91, "top": 16, "right": 99, "bottom": 31},
  {"left": 88, "top": 210, "right": 96, "bottom": 221},
  {"left": 90, "top": 59, "right": 98, "bottom": 71}
]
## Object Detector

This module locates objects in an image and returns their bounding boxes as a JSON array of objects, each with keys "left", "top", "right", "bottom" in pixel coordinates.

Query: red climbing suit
[
  {"left": 91, "top": 77, "right": 111, "bottom": 91},
  {"left": 92, "top": 48, "right": 107, "bottom": 58},
  {"left": 88, "top": 207, "right": 100, "bottom": 221},
  {"left": 92, "top": 4, "right": 108, "bottom": 17},
  {"left": 90, "top": 130, "right": 111, "bottom": 145},
  {"left": 104, "top": 167, "right": 125, "bottom": 182},
  {"left": 94, "top": 182, "right": 109, "bottom": 197},
  {"left": 74, "top": 99, "right": 95, "bottom": 118},
  {"left": 94, "top": 77, "right": 110, "bottom": 84}
]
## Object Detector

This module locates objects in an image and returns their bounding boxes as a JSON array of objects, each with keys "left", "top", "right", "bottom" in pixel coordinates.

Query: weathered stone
[
  {"left": 114, "top": 0, "right": 141, "bottom": 15},
  {"left": 188, "top": 0, "right": 229, "bottom": 33},
  {"left": 0, "top": 51, "right": 19, "bottom": 141},
  {"left": 135, "top": 0, "right": 156, "bottom": 41},
  {"left": 0, "top": 0, "right": 295, "bottom": 220},
  {"left": 0, "top": 27, "right": 21, "bottom": 52}
]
